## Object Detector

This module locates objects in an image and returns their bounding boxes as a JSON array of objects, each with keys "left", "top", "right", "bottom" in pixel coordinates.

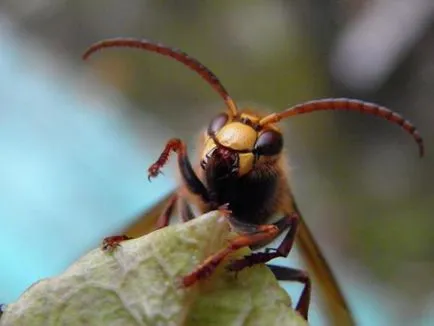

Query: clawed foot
[
  {"left": 147, "top": 164, "right": 164, "bottom": 182},
  {"left": 101, "top": 235, "right": 132, "bottom": 253}
]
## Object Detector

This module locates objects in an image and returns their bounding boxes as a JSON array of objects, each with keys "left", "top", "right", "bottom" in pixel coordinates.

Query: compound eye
[
  {"left": 254, "top": 130, "right": 283, "bottom": 156},
  {"left": 207, "top": 113, "right": 229, "bottom": 135}
]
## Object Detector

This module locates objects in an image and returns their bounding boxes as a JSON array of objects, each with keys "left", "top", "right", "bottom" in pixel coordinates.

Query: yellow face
[
  {"left": 202, "top": 135, "right": 256, "bottom": 176},
  {"left": 217, "top": 122, "right": 257, "bottom": 151},
  {"left": 201, "top": 111, "right": 283, "bottom": 177}
]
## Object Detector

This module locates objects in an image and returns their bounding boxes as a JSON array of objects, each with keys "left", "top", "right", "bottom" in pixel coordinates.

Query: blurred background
[{"left": 0, "top": 1, "right": 433, "bottom": 325}]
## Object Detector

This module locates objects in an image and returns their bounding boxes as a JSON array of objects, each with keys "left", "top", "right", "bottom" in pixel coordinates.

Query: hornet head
[{"left": 201, "top": 111, "right": 283, "bottom": 179}]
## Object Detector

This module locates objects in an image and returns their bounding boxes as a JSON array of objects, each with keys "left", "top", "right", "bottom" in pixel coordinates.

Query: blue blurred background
[{"left": 0, "top": 1, "right": 433, "bottom": 325}]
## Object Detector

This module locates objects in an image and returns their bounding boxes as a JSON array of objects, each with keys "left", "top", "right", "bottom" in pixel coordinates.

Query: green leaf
[{"left": 0, "top": 211, "right": 307, "bottom": 326}]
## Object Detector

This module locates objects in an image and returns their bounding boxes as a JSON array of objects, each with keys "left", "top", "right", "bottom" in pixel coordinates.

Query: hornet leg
[
  {"left": 179, "top": 197, "right": 196, "bottom": 222},
  {"left": 101, "top": 194, "right": 178, "bottom": 252},
  {"left": 182, "top": 223, "right": 278, "bottom": 287},
  {"left": 101, "top": 137, "right": 211, "bottom": 253},
  {"left": 225, "top": 212, "right": 311, "bottom": 320},
  {"left": 267, "top": 264, "right": 311, "bottom": 320},
  {"left": 226, "top": 212, "right": 300, "bottom": 270},
  {"left": 148, "top": 138, "right": 211, "bottom": 205},
  {"left": 154, "top": 194, "right": 179, "bottom": 230},
  {"left": 101, "top": 234, "right": 132, "bottom": 253}
]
